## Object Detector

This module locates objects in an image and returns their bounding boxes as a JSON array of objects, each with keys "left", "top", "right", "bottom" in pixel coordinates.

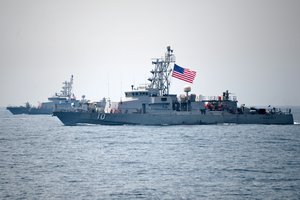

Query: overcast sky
[{"left": 1, "top": 0, "right": 299, "bottom": 107}]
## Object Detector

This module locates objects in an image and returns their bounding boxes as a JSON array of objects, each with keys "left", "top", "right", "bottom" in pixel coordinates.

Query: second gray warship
[
  {"left": 53, "top": 47, "right": 294, "bottom": 125},
  {"left": 7, "top": 75, "right": 80, "bottom": 115}
]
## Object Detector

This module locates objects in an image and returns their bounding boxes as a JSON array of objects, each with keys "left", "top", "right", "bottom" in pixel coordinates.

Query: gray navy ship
[
  {"left": 53, "top": 47, "right": 294, "bottom": 125},
  {"left": 7, "top": 75, "right": 80, "bottom": 115}
]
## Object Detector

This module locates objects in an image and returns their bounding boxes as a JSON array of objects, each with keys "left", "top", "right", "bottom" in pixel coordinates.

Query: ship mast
[
  {"left": 60, "top": 75, "right": 73, "bottom": 98},
  {"left": 148, "top": 46, "right": 175, "bottom": 96}
]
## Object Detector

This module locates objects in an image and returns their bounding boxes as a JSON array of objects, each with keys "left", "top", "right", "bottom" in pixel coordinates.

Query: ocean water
[{"left": 0, "top": 107, "right": 300, "bottom": 199}]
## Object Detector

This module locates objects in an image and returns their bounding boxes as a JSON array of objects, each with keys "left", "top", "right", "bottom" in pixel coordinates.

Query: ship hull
[
  {"left": 27, "top": 108, "right": 53, "bottom": 115},
  {"left": 53, "top": 111, "right": 294, "bottom": 126},
  {"left": 6, "top": 107, "right": 53, "bottom": 115},
  {"left": 6, "top": 107, "right": 30, "bottom": 115},
  {"left": 224, "top": 113, "right": 294, "bottom": 125}
]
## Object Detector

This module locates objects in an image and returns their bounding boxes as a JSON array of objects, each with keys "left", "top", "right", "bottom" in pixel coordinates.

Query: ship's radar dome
[{"left": 184, "top": 86, "right": 191, "bottom": 93}]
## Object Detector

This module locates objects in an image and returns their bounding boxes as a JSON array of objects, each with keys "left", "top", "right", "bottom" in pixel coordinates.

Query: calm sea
[{"left": 0, "top": 107, "right": 299, "bottom": 199}]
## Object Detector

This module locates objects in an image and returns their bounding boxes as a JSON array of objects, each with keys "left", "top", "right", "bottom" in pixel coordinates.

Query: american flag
[{"left": 171, "top": 64, "right": 196, "bottom": 83}]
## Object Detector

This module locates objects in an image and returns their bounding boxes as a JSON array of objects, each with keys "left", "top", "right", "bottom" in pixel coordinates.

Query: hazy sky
[{"left": 1, "top": 0, "right": 299, "bottom": 107}]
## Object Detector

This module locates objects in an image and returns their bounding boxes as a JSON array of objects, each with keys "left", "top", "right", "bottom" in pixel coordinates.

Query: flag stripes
[{"left": 171, "top": 64, "right": 196, "bottom": 83}]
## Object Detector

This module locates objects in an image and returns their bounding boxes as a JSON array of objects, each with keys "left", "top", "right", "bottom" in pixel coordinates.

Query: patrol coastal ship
[
  {"left": 7, "top": 75, "right": 80, "bottom": 115},
  {"left": 53, "top": 47, "right": 294, "bottom": 125}
]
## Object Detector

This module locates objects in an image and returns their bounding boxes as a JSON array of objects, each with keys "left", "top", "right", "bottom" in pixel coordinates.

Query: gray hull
[
  {"left": 53, "top": 111, "right": 294, "bottom": 126},
  {"left": 6, "top": 107, "right": 30, "bottom": 115},
  {"left": 224, "top": 113, "right": 294, "bottom": 125},
  {"left": 6, "top": 107, "right": 52, "bottom": 115}
]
